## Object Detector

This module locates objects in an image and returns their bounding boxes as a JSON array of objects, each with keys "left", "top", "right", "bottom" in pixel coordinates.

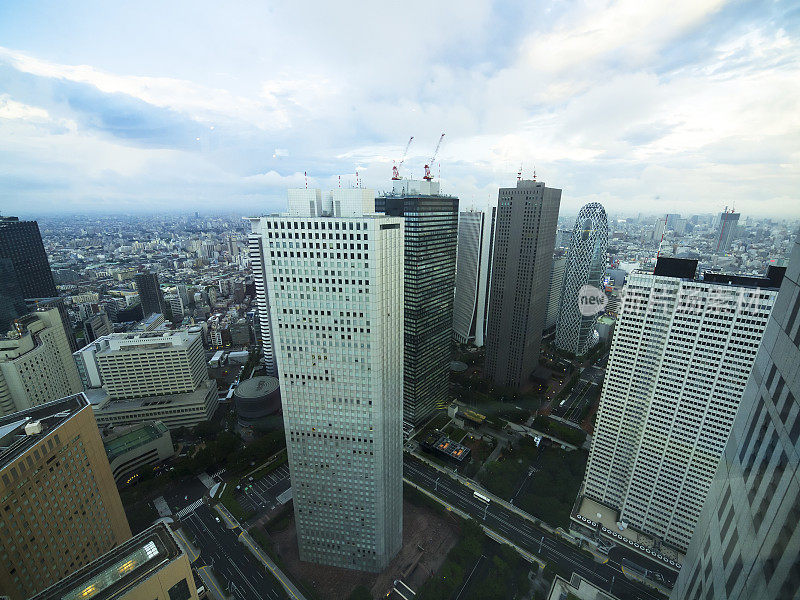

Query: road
[
  {"left": 403, "top": 454, "right": 667, "bottom": 600},
  {"left": 181, "top": 504, "right": 288, "bottom": 600},
  {"left": 551, "top": 364, "right": 605, "bottom": 423},
  {"left": 237, "top": 463, "right": 291, "bottom": 516}
]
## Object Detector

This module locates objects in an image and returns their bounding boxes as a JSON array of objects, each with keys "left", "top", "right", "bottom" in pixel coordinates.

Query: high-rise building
[
  {"left": 554, "top": 202, "right": 608, "bottom": 356},
  {"left": 165, "top": 294, "right": 185, "bottom": 322},
  {"left": 484, "top": 179, "right": 561, "bottom": 389},
  {"left": 134, "top": 271, "right": 166, "bottom": 317},
  {"left": 0, "top": 258, "right": 26, "bottom": 334},
  {"left": 0, "top": 393, "right": 132, "bottom": 600},
  {"left": 672, "top": 233, "right": 800, "bottom": 600},
  {"left": 651, "top": 217, "right": 666, "bottom": 242},
  {"left": 452, "top": 207, "right": 495, "bottom": 347},
  {"left": 578, "top": 258, "right": 784, "bottom": 554},
  {"left": 31, "top": 523, "right": 196, "bottom": 600},
  {"left": 263, "top": 188, "right": 403, "bottom": 571},
  {"left": 375, "top": 179, "right": 458, "bottom": 434},
  {"left": 0, "top": 215, "right": 57, "bottom": 299},
  {"left": 0, "top": 308, "right": 83, "bottom": 416},
  {"left": 246, "top": 221, "right": 277, "bottom": 375},
  {"left": 84, "top": 312, "right": 113, "bottom": 343},
  {"left": 716, "top": 209, "right": 740, "bottom": 253},
  {"left": 545, "top": 252, "right": 567, "bottom": 332},
  {"left": 74, "top": 330, "right": 218, "bottom": 429},
  {"left": 27, "top": 296, "right": 79, "bottom": 353}
]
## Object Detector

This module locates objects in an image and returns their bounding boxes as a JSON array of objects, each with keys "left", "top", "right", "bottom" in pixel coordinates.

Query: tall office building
[
  {"left": 0, "top": 215, "right": 57, "bottom": 299},
  {"left": 0, "top": 394, "right": 132, "bottom": 600},
  {"left": 672, "top": 233, "right": 800, "bottom": 600},
  {"left": 0, "top": 258, "right": 26, "bottom": 334},
  {"left": 246, "top": 222, "right": 277, "bottom": 376},
  {"left": 134, "top": 271, "right": 166, "bottom": 317},
  {"left": 452, "top": 207, "right": 495, "bottom": 347},
  {"left": 0, "top": 308, "right": 83, "bottom": 416},
  {"left": 554, "top": 202, "right": 608, "bottom": 356},
  {"left": 375, "top": 179, "right": 458, "bottom": 434},
  {"left": 484, "top": 179, "right": 561, "bottom": 389},
  {"left": 84, "top": 312, "right": 113, "bottom": 343},
  {"left": 27, "top": 296, "right": 80, "bottom": 353},
  {"left": 31, "top": 523, "right": 197, "bottom": 600},
  {"left": 545, "top": 252, "right": 567, "bottom": 331},
  {"left": 580, "top": 258, "right": 783, "bottom": 553},
  {"left": 263, "top": 188, "right": 403, "bottom": 571},
  {"left": 716, "top": 209, "right": 740, "bottom": 253}
]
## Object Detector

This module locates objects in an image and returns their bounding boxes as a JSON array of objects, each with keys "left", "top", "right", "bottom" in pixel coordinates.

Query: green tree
[{"left": 348, "top": 585, "right": 373, "bottom": 600}]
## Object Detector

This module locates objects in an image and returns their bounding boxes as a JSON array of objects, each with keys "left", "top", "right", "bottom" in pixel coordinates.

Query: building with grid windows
[
  {"left": 134, "top": 272, "right": 166, "bottom": 318},
  {"left": 31, "top": 523, "right": 196, "bottom": 600},
  {"left": 554, "top": 202, "right": 608, "bottom": 356},
  {"left": 0, "top": 307, "right": 83, "bottom": 417},
  {"left": 260, "top": 187, "right": 403, "bottom": 571},
  {"left": 375, "top": 179, "right": 458, "bottom": 435},
  {"left": 0, "top": 393, "right": 132, "bottom": 600},
  {"left": 0, "top": 216, "right": 57, "bottom": 300},
  {"left": 672, "top": 232, "right": 800, "bottom": 600},
  {"left": 545, "top": 252, "right": 567, "bottom": 332},
  {"left": 247, "top": 222, "right": 277, "bottom": 375},
  {"left": 715, "top": 209, "right": 740, "bottom": 254},
  {"left": 485, "top": 179, "right": 561, "bottom": 389},
  {"left": 452, "top": 207, "right": 495, "bottom": 347},
  {"left": 578, "top": 258, "right": 784, "bottom": 555}
]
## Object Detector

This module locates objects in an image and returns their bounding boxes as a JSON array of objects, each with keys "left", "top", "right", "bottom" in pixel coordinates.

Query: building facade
[
  {"left": 0, "top": 216, "right": 57, "bottom": 299},
  {"left": 545, "top": 253, "right": 567, "bottom": 332},
  {"left": 0, "top": 308, "right": 83, "bottom": 416},
  {"left": 134, "top": 272, "right": 166, "bottom": 317},
  {"left": 672, "top": 233, "right": 800, "bottom": 600},
  {"left": 101, "top": 421, "right": 175, "bottom": 483},
  {"left": 716, "top": 210, "right": 740, "bottom": 254},
  {"left": 0, "top": 258, "right": 26, "bottom": 334},
  {"left": 263, "top": 188, "right": 404, "bottom": 571},
  {"left": 375, "top": 179, "right": 458, "bottom": 434},
  {"left": 84, "top": 312, "right": 113, "bottom": 343},
  {"left": 582, "top": 259, "right": 783, "bottom": 553},
  {"left": 554, "top": 202, "right": 609, "bottom": 356},
  {"left": 247, "top": 224, "right": 277, "bottom": 375},
  {"left": 452, "top": 207, "right": 495, "bottom": 347},
  {"left": 0, "top": 394, "right": 132, "bottom": 600},
  {"left": 484, "top": 180, "right": 561, "bottom": 389}
]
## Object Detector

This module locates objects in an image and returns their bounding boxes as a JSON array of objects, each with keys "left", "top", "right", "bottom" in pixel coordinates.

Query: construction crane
[
  {"left": 423, "top": 133, "right": 445, "bottom": 181},
  {"left": 392, "top": 136, "right": 414, "bottom": 180}
]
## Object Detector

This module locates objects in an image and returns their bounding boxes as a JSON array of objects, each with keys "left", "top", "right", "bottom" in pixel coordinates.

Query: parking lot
[{"left": 236, "top": 463, "right": 291, "bottom": 515}]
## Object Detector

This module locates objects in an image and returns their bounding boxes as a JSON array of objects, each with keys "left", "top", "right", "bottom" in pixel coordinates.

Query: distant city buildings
[
  {"left": 84, "top": 311, "right": 112, "bottom": 343},
  {"left": 0, "top": 394, "right": 132, "bottom": 600},
  {"left": 376, "top": 179, "right": 459, "bottom": 435},
  {"left": 0, "top": 215, "right": 57, "bottom": 299},
  {"left": 134, "top": 271, "right": 166, "bottom": 317},
  {"left": 452, "top": 206, "right": 495, "bottom": 347},
  {"left": 263, "top": 188, "right": 404, "bottom": 571},
  {"left": 485, "top": 179, "right": 561, "bottom": 389},
  {"left": 673, "top": 232, "right": 800, "bottom": 599},
  {"left": 716, "top": 209, "right": 740, "bottom": 253},
  {"left": 554, "top": 202, "right": 609, "bottom": 356},
  {"left": 578, "top": 258, "right": 783, "bottom": 554},
  {"left": 0, "top": 308, "right": 83, "bottom": 416}
]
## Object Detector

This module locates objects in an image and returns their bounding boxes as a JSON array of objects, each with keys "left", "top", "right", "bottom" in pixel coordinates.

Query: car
[
  {"left": 248, "top": 476, "right": 254, "bottom": 482},
  {"left": 236, "top": 485, "right": 241, "bottom": 490},
  {"left": 215, "top": 517, "right": 220, "bottom": 523}
]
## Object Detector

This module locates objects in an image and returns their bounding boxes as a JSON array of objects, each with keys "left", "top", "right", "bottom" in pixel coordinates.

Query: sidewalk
[
  {"left": 197, "top": 565, "right": 229, "bottom": 600},
  {"left": 238, "top": 529, "right": 308, "bottom": 600}
]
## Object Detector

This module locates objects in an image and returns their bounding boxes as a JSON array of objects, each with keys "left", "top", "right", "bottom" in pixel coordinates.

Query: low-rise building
[{"left": 102, "top": 421, "right": 175, "bottom": 483}]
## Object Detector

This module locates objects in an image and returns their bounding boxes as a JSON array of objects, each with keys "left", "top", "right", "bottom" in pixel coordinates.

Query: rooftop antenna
[
  {"left": 533, "top": 166, "right": 537, "bottom": 181},
  {"left": 517, "top": 163, "right": 523, "bottom": 181},
  {"left": 423, "top": 133, "right": 445, "bottom": 181},
  {"left": 356, "top": 170, "right": 360, "bottom": 188},
  {"left": 338, "top": 175, "right": 342, "bottom": 188},
  {"left": 304, "top": 171, "right": 308, "bottom": 189},
  {"left": 392, "top": 136, "right": 414, "bottom": 180}
]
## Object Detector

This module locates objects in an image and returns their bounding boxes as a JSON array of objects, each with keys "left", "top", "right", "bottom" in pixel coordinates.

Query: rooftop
[
  {"left": 0, "top": 393, "right": 87, "bottom": 471},
  {"left": 30, "top": 523, "right": 183, "bottom": 600},
  {"left": 103, "top": 421, "right": 170, "bottom": 462},
  {"left": 234, "top": 376, "right": 279, "bottom": 399}
]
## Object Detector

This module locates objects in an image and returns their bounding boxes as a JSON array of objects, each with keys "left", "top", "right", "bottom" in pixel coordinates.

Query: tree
[{"left": 348, "top": 585, "right": 372, "bottom": 600}]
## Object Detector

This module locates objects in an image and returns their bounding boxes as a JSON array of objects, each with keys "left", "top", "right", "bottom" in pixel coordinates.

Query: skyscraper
[
  {"left": 716, "top": 209, "right": 740, "bottom": 253},
  {"left": 672, "top": 233, "right": 800, "bottom": 600},
  {"left": 134, "top": 271, "right": 166, "bottom": 317},
  {"left": 0, "top": 216, "right": 57, "bottom": 299},
  {"left": 84, "top": 312, "right": 112, "bottom": 343},
  {"left": 544, "top": 252, "right": 567, "bottom": 332},
  {"left": 578, "top": 258, "right": 783, "bottom": 554},
  {"left": 554, "top": 202, "right": 608, "bottom": 356},
  {"left": 375, "top": 179, "right": 458, "bottom": 435},
  {"left": 264, "top": 188, "right": 404, "bottom": 571},
  {"left": 484, "top": 179, "right": 561, "bottom": 389},
  {"left": 452, "top": 207, "right": 495, "bottom": 347},
  {"left": 0, "top": 308, "right": 83, "bottom": 416},
  {"left": 0, "top": 393, "right": 132, "bottom": 600},
  {"left": 246, "top": 221, "right": 277, "bottom": 376},
  {"left": 0, "top": 258, "right": 26, "bottom": 334}
]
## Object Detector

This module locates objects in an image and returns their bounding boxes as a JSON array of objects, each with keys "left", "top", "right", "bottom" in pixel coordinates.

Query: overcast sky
[{"left": 0, "top": 0, "right": 798, "bottom": 218}]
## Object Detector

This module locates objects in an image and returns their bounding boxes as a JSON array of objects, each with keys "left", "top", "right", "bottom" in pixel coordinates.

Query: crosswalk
[
  {"left": 211, "top": 468, "right": 226, "bottom": 479},
  {"left": 175, "top": 498, "right": 204, "bottom": 519}
]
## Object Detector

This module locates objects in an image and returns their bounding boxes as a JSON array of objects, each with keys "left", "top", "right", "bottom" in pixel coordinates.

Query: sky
[{"left": 0, "top": 0, "right": 798, "bottom": 218}]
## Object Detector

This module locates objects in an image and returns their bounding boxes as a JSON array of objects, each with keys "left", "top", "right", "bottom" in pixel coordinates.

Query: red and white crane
[
  {"left": 391, "top": 136, "right": 414, "bottom": 180},
  {"left": 423, "top": 133, "right": 445, "bottom": 181}
]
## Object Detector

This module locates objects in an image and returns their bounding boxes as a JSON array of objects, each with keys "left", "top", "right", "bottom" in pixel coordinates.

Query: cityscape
[{"left": 1, "top": 3, "right": 799, "bottom": 600}]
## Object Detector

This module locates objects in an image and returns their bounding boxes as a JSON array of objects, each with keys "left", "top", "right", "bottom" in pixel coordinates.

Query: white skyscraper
[
  {"left": 452, "top": 207, "right": 495, "bottom": 347},
  {"left": 261, "top": 188, "right": 403, "bottom": 571},
  {"left": 577, "top": 258, "right": 783, "bottom": 554}
]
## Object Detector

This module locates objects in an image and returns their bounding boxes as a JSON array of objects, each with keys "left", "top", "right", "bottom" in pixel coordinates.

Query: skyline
[{"left": 0, "top": 0, "right": 798, "bottom": 217}]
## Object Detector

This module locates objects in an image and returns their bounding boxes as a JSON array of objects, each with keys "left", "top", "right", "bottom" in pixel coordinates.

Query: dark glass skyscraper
[
  {"left": 376, "top": 179, "right": 458, "bottom": 436},
  {"left": 0, "top": 258, "right": 26, "bottom": 333},
  {"left": 0, "top": 216, "right": 57, "bottom": 299},
  {"left": 135, "top": 271, "right": 166, "bottom": 316},
  {"left": 485, "top": 180, "right": 561, "bottom": 389}
]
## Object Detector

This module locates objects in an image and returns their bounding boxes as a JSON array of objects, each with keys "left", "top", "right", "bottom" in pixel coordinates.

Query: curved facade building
[
  {"left": 233, "top": 376, "right": 281, "bottom": 421},
  {"left": 554, "top": 202, "right": 608, "bottom": 356}
]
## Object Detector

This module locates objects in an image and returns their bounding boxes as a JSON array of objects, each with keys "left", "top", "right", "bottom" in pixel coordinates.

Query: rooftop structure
[
  {"left": 102, "top": 421, "right": 174, "bottom": 482},
  {"left": 419, "top": 431, "right": 471, "bottom": 462}
]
